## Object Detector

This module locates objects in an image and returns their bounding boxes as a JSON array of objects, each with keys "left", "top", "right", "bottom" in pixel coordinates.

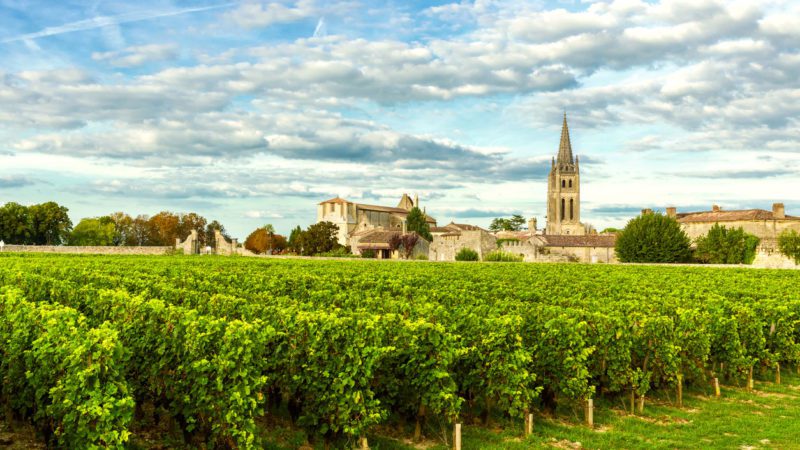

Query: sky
[{"left": 1, "top": 0, "right": 799, "bottom": 238}]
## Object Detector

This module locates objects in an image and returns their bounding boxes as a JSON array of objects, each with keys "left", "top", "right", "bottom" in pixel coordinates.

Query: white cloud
[{"left": 92, "top": 44, "right": 178, "bottom": 67}]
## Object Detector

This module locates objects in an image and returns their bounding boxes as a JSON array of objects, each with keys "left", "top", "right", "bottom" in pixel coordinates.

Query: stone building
[
  {"left": 546, "top": 114, "right": 585, "bottom": 236},
  {"left": 350, "top": 230, "right": 430, "bottom": 259},
  {"left": 660, "top": 203, "right": 800, "bottom": 256},
  {"left": 317, "top": 194, "right": 437, "bottom": 247},
  {"left": 429, "top": 223, "right": 497, "bottom": 261}
]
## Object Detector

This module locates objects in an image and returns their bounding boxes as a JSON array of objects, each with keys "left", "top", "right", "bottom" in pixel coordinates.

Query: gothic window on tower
[
  {"left": 562, "top": 180, "right": 566, "bottom": 188},
  {"left": 570, "top": 199, "right": 574, "bottom": 220},
  {"left": 569, "top": 180, "right": 572, "bottom": 188},
  {"left": 561, "top": 198, "right": 565, "bottom": 221}
]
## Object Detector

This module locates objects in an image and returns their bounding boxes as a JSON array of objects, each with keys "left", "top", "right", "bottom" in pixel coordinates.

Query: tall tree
[
  {"left": 694, "top": 224, "right": 760, "bottom": 264},
  {"left": 148, "top": 211, "right": 181, "bottom": 246},
  {"left": 130, "top": 215, "right": 154, "bottom": 246},
  {"left": 204, "top": 220, "right": 228, "bottom": 248},
  {"left": 287, "top": 225, "right": 303, "bottom": 254},
  {"left": 0, "top": 202, "right": 31, "bottom": 244},
  {"left": 405, "top": 207, "right": 432, "bottom": 241},
  {"left": 299, "top": 222, "right": 340, "bottom": 256},
  {"left": 615, "top": 212, "right": 692, "bottom": 263},
  {"left": 69, "top": 217, "right": 116, "bottom": 246},
  {"left": 244, "top": 228, "right": 287, "bottom": 254},
  {"left": 489, "top": 215, "right": 525, "bottom": 232},
  {"left": 28, "top": 202, "right": 72, "bottom": 245},
  {"left": 108, "top": 212, "right": 135, "bottom": 246},
  {"left": 178, "top": 213, "right": 208, "bottom": 244}
]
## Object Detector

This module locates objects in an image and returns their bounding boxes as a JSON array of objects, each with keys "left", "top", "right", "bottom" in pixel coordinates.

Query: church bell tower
[{"left": 546, "top": 113, "right": 584, "bottom": 235}]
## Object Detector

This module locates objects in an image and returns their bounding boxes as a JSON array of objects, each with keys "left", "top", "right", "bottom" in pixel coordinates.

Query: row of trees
[
  {"left": 0, "top": 202, "right": 72, "bottom": 245},
  {"left": 72, "top": 212, "right": 228, "bottom": 247},
  {"left": 0, "top": 202, "right": 227, "bottom": 247}
]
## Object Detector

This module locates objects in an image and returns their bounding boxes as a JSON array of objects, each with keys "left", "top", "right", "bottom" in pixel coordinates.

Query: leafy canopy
[
  {"left": 405, "top": 207, "right": 432, "bottom": 241},
  {"left": 778, "top": 229, "right": 800, "bottom": 264},
  {"left": 615, "top": 212, "right": 692, "bottom": 263},
  {"left": 489, "top": 214, "right": 526, "bottom": 232},
  {"left": 694, "top": 223, "right": 760, "bottom": 264}
]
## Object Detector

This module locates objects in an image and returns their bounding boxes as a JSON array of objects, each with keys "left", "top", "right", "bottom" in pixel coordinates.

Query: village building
[
  {"left": 350, "top": 230, "right": 430, "bottom": 259},
  {"left": 429, "top": 223, "right": 497, "bottom": 261},
  {"left": 317, "top": 193, "right": 437, "bottom": 248},
  {"left": 663, "top": 203, "right": 800, "bottom": 243}
]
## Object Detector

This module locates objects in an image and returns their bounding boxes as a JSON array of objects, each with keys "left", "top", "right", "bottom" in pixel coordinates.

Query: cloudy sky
[{"left": 1, "top": 0, "right": 799, "bottom": 237}]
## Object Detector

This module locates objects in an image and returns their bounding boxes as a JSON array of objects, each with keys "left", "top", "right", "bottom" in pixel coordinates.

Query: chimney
[
  {"left": 666, "top": 207, "right": 677, "bottom": 218},
  {"left": 712, "top": 205, "right": 720, "bottom": 212},
  {"left": 641, "top": 208, "right": 653, "bottom": 215},
  {"left": 773, "top": 203, "right": 785, "bottom": 219},
  {"left": 528, "top": 217, "right": 537, "bottom": 232}
]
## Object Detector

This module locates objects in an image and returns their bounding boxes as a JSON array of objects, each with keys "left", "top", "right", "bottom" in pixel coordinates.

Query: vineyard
[{"left": 1, "top": 254, "right": 799, "bottom": 449}]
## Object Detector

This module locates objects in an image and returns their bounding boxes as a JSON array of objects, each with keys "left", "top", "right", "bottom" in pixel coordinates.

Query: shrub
[
  {"left": 455, "top": 248, "right": 479, "bottom": 261},
  {"left": 361, "top": 249, "right": 376, "bottom": 259},
  {"left": 778, "top": 229, "right": 800, "bottom": 264},
  {"left": 484, "top": 251, "right": 523, "bottom": 262},
  {"left": 495, "top": 238, "right": 520, "bottom": 248},
  {"left": 616, "top": 212, "right": 692, "bottom": 263},
  {"left": 415, "top": 253, "right": 428, "bottom": 260},
  {"left": 694, "top": 224, "right": 760, "bottom": 264},
  {"left": 244, "top": 228, "right": 287, "bottom": 254},
  {"left": 318, "top": 247, "right": 357, "bottom": 258}
]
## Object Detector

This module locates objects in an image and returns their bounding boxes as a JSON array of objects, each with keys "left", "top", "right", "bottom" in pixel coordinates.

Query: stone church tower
[{"left": 546, "top": 113, "right": 585, "bottom": 235}]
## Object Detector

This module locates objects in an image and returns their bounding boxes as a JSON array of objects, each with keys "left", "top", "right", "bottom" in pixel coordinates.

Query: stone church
[{"left": 546, "top": 113, "right": 585, "bottom": 235}]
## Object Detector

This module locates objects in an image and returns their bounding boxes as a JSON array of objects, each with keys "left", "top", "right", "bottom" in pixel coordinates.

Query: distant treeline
[{"left": 0, "top": 201, "right": 227, "bottom": 247}]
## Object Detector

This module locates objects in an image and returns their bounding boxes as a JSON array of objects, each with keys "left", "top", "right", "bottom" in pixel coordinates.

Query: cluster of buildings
[{"left": 315, "top": 115, "right": 800, "bottom": 264}]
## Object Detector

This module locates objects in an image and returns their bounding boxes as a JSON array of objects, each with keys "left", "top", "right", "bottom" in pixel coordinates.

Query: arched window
[
  {"left": 570, "top": 199, "right": 574, "bottom": 220},
  {"left": 561, "top": 180, "right": 566, "bottom": 188},
  {"left": 569, "top": 180, "right": 572, "bottom": 188},
  {"left": 561, "top": 198, "right": 565, "bottom": 221}
]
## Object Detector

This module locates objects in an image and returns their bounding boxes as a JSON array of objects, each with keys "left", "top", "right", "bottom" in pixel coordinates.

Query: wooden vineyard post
[
  {"left": 585, "top": 398, "right": 594, "bottom": 428},
  {"left": 630, "top": 390, "right": 635, "bottom": 415},
  {"left": 359, "top": 436, "right": 369, "bottom": 450},
  {"left": 524, "top": 411, "right": 533, "bottom": 436},
  {"left": 453, "top": 423, "right": 462, "bottom": 450},
  {"left": 776, "top": 363, "right": 781, "bottom": 385},
  {"left": 677, "top": 374, "right": 683, "bottom": 407},
  {"left": 637, "top": 395, "right": 645, "bottom": 414},
  {"left": 713, "top": 377, "right": 720, "bottom": 398},
  {"left": 748, "top": 366, "right": 754, "bottom": 392}
]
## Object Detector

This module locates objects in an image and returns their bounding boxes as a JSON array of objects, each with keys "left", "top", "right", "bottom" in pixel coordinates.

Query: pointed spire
[{"left": 557, "top": 112, "right": 574, "bottom": 165}]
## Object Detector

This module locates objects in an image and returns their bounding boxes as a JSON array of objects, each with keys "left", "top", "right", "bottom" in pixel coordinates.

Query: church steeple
[{"left": 557, "top": 112, "right": 574, "bottom": 165}]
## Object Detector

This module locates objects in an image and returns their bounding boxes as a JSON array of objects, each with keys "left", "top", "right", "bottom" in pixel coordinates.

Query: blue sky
[{"left": 1, "top": 0, "right": 799, "bottom": 238}]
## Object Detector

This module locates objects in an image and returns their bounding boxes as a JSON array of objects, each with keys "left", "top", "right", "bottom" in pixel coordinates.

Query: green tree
[
  {"left": 615, "top": 212, "right": 692, "bottom": 263},
  {"left": 298, "top": 221, "right": 340, "bottom": 256},
  {"left": 694, "top": 224, "right": 760, "bottom": 264},
  {"left": 489, "top": 214, "right": 525, "bottom": 232},
  {"left": 108, "top": 212, "right": 135, "bottom": 246},
  {"left": 406, "top": 207, "right": 432, "bottom": 241},
  {"left": 287, "top": 225, "right": 303, "bottom": 254},
  {"left": 204, "top": 220, "right": 228, "bottom": 248},
  {"left": 778, "top": 229, "right": 800, "bottom": 264},
  {"left": 28, "top": 202, "right": 72, "bottom": 245},
  {"left": 69, "top": 217, "right": 116, "bottom": 246},
  {"left": 0, "top": 202, "right": 32, "bottom": 244}
]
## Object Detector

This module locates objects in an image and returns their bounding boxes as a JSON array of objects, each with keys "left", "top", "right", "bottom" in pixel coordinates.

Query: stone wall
[
  {"left": 1, "top": 245, "right": 172, "bottom": 255},
  {"left": 681, "top": 220, "right": 800, "bottom": 242},
  {"left": 430, "top": 230, "right": 497, "bottom": 261}
]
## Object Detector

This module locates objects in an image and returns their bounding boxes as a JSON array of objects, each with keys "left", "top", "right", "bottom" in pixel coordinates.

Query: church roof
[
  {"left": 557, "top": 112, "right": 574, "bottom": 165},
  {"left": 539, "top": 234, "right": 616, "bottom": 248},
  {"left": 677, "top": 209, "right": 800, "bottom": 223}
]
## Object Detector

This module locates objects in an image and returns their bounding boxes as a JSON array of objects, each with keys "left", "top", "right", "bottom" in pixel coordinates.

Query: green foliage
[
  {"left": 0, "top": 201, "right": 72, "bottom": 245},
  {"left": 0, "top": 288, "right": 133, "bottom": 448},
  {"left": 287, "top": 225, "right": 303, "bottom": 254},
  {"left": 414, "top": 253, "right": 428, "bottom": 260},
  {"left": 601, "top": 227, "right": 622, "bottom": 234},
  {"left": 317, "top": 247, "right": 356, "bottom": 258},
  {"left": 5, "top": 254, "right": 800, "bottom": 447},
  {"left": 694, "top": 223, "right": 760, "bottom": 264},
  {"left": 615, "top": 212, "right": 692, "bottom": 263},
  {"left": 455, "top": 247, "right": 479, "bottom": 261},
  {"left": 484, "top": 250, "right": 523, "bottom": 262},
  {"left": 361, "top": 249, "right": 377, "bottom": 258},
  {"left": 489, "top": 214, "right": 526, "bottom": 232},
  {"left": 405, "top": 207, "right": 432, "bottom": 241},
  {"left": 69, "top": 217, "right": 117, "bottom": 246},
  {"left": 778, "top": 229, "right": 800, "bottom": 264},
  {"left": 298, "top": 221, "right": 341, "bottom": 256}
]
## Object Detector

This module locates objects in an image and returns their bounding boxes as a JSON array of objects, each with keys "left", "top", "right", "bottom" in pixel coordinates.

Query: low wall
[{"left": 1, "top": 245, "right": 172, "bottom": 255}]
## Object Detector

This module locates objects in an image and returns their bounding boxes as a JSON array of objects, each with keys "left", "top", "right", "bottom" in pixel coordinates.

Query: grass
[
  {"left": 4, "top": 370, "right": 800, "bottom": 449},
  {"left": 318, "top": 371, "right": 800, "bottom": 449}
]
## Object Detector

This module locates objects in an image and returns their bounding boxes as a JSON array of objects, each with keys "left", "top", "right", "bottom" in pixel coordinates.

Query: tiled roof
[
  {"left": 430, "top": 226, "right": 453, "bottom": 233},
  {"left": 540, "top": 234, "right": 617, "bottom": 248},
  {"left": 447, "top": 222, "right": 486, "bottom": 231},
  {"left": 677, "top": 209, "right": 800, "bottom": 223}
]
